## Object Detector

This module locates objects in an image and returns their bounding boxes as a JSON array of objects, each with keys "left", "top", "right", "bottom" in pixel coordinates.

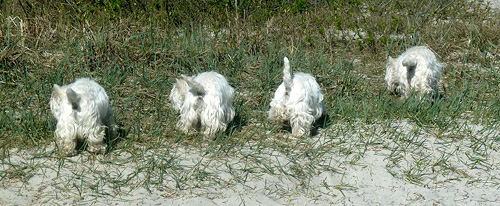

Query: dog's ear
[
  {"left": 53, "top": 84, "right": 61, "bottom": 93},
  {"left": 387, "top": 56, "right": 398, "bottom": 66},
  {"left": 51, "top": 84, "right": 64, "bottom": 99},
  {"left": 66, "top": 88, "right": 81, "bottom": 111},
  {"left": 174, "top": 78, "right": 183, "bottom": 85},
  {"left": 174, "top": 77, "right": 188, "bottom": 91}
]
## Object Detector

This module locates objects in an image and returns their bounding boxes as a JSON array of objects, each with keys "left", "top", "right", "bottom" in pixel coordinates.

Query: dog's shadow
[
  {"left": 311, "top": 113, "right": 331, "bottom": 136},
  {"left": 397, "top": 91, "right": 446, "bottom": 107},
  {"left": 105, "top": 124, "right": 130, "bottom": 153},
  {"left": 389, "top": 88, "right": 445, "bottom": 103},
  {"left": 277, "top": 113, "right": 331, "bottom": 136},
  {"left": 220, "top": 99, "right": 248, "bottom": 139},
  {"left": 73, "top": 124, "right": 129, "bottom": 155},
  {"left": 224, "top": 113, "right": 247, "bottom": 137}
]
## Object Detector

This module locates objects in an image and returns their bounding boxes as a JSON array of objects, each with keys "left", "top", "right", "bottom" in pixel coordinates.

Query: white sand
[{"left": 1, "top": 118, "right": 500, "bottom": 205}]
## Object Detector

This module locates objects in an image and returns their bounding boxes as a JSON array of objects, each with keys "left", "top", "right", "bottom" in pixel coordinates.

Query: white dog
[
  {"left": 169, "top": 71, "right": 235, "bottom": 138},
  {"left": 50, "top": 78, "right": 118, "bottom": 156},
  {"left": 385, "top": 46, "right": 443, "bottom": 98},
  {"left": 269, "top": 57, "right": 326, "bottom": 137}
]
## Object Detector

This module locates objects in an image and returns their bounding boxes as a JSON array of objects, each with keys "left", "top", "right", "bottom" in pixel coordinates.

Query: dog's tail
[
  {"left": 181, "top": 74, "right": 206, "bottom": 96},
  {"left": 402, "top": 55, "right": 418, "bottom": 68},
  {"left": 66, "top": 88, "right": 81, "bottom": 110},
  {"left": 283, "top": 57, "right": 292, "bottom": 94}
]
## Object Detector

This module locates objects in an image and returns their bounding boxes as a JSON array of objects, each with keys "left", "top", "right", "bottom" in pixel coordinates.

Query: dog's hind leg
[{"left": 87, "top": 126, "right": 107, "bottom": 154}]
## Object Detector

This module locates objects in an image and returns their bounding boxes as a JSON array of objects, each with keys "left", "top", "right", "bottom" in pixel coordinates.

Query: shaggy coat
[
  {"left": 170, "top": 71, "right": 235, "bottom": 138},
  {"left": 50, "top": 78, "right": 117, "bottom": 156},
  {"left": 385, "top": 46, "right": 443, "bottom": 98},
  {"left": 269, "top": 57, "right": 326, "bottom": 137}
]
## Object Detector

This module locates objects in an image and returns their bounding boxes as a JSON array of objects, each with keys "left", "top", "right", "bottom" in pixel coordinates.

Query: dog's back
[
  {"left": 192, "top": 72, "right": 234, "bottom": 100},
  {"left": 69, "top": 78, "right": 110, "bottom": 120},
  {"left": 392, "top": 46, "right": 443, "bottom": 97},
  {"left": 192, "top": 71, "right": 235, "bottom": 124},
  {"left": 399, "top": 46, "right": 441, "bottom": 69}
]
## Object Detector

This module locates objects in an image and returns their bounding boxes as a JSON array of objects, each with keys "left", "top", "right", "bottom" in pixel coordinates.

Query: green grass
[{"left": 1, "top": 0, "right": 500, "bottom": 203}]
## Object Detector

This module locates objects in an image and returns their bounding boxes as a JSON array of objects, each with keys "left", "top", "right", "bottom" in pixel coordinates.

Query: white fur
[
  {"left": 50, "top": 78, "right": 118, "bottom": 156},
  {"left": 269, "top": 57, "right": 326, "bottom": 137},
  {"left": 385, "top": 46, "right": 443, "bottom": 98},
  {"left": 169, "top": 71, "right": 235, "bottom": 138}
]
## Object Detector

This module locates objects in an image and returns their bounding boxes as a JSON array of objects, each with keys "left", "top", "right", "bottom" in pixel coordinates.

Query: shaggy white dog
[
  {"left": 269, "top": 57, "right": 326, "bottom": 137},
  {"left": 385, "top": 46, "right": 443, "bottom": 98},
  {"left": 50, "top": 78, "right": 118, "bottom": 156},
  {"left": 169, "top": 71, "right": 235, "bottom": 138}
]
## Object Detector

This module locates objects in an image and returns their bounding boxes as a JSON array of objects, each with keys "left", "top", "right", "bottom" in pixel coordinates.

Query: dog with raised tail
[
  {"left": 385, "top": 46, "right": 443, "bottom": 98},
  {"left": 50, "top": 78, "right": 118, "bottom": 156},
  {"left": 269, "top": 57, "right": 326, "bottom": 137},
  {"left": 169, "top": 71, "right": 235, "bottom": 138}
]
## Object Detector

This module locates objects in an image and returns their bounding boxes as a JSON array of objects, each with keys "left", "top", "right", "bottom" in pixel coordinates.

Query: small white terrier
[
  {"left": 50, "top": 78, "right": 118, "bottom": 156},
  {"left": 385, "top": 46, "right": 443, "bottom": 98},
  {"left": 269, "top": 57, "right": 326, "bottom": 137},
  {"left": 169, "top": 71, "right": 235, "bottom": 138}
]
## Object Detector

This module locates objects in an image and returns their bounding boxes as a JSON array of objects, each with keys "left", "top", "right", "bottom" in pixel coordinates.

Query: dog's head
[
  {"left": 50, "top": 84, "right": 81, "bottom": 145},
  {"left": 384, "top": 56, "right": 400, "bottom": 90},
  {"left": 169, "top": 77, "right": 189, "bottom": 111},
  {"left": 50, "top": 84, "right": 79, "bottom": 120},
  {"left": 385, "top": 56, "right": 398, "bottom": 73}
]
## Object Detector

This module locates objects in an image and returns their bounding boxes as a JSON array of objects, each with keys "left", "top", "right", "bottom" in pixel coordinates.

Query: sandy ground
[
  {"left": 1, "top": 119, "right": 500, "bottom": 205},
  {"left": 487, "top": 0, "right": 500, "bottom": 9}
]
